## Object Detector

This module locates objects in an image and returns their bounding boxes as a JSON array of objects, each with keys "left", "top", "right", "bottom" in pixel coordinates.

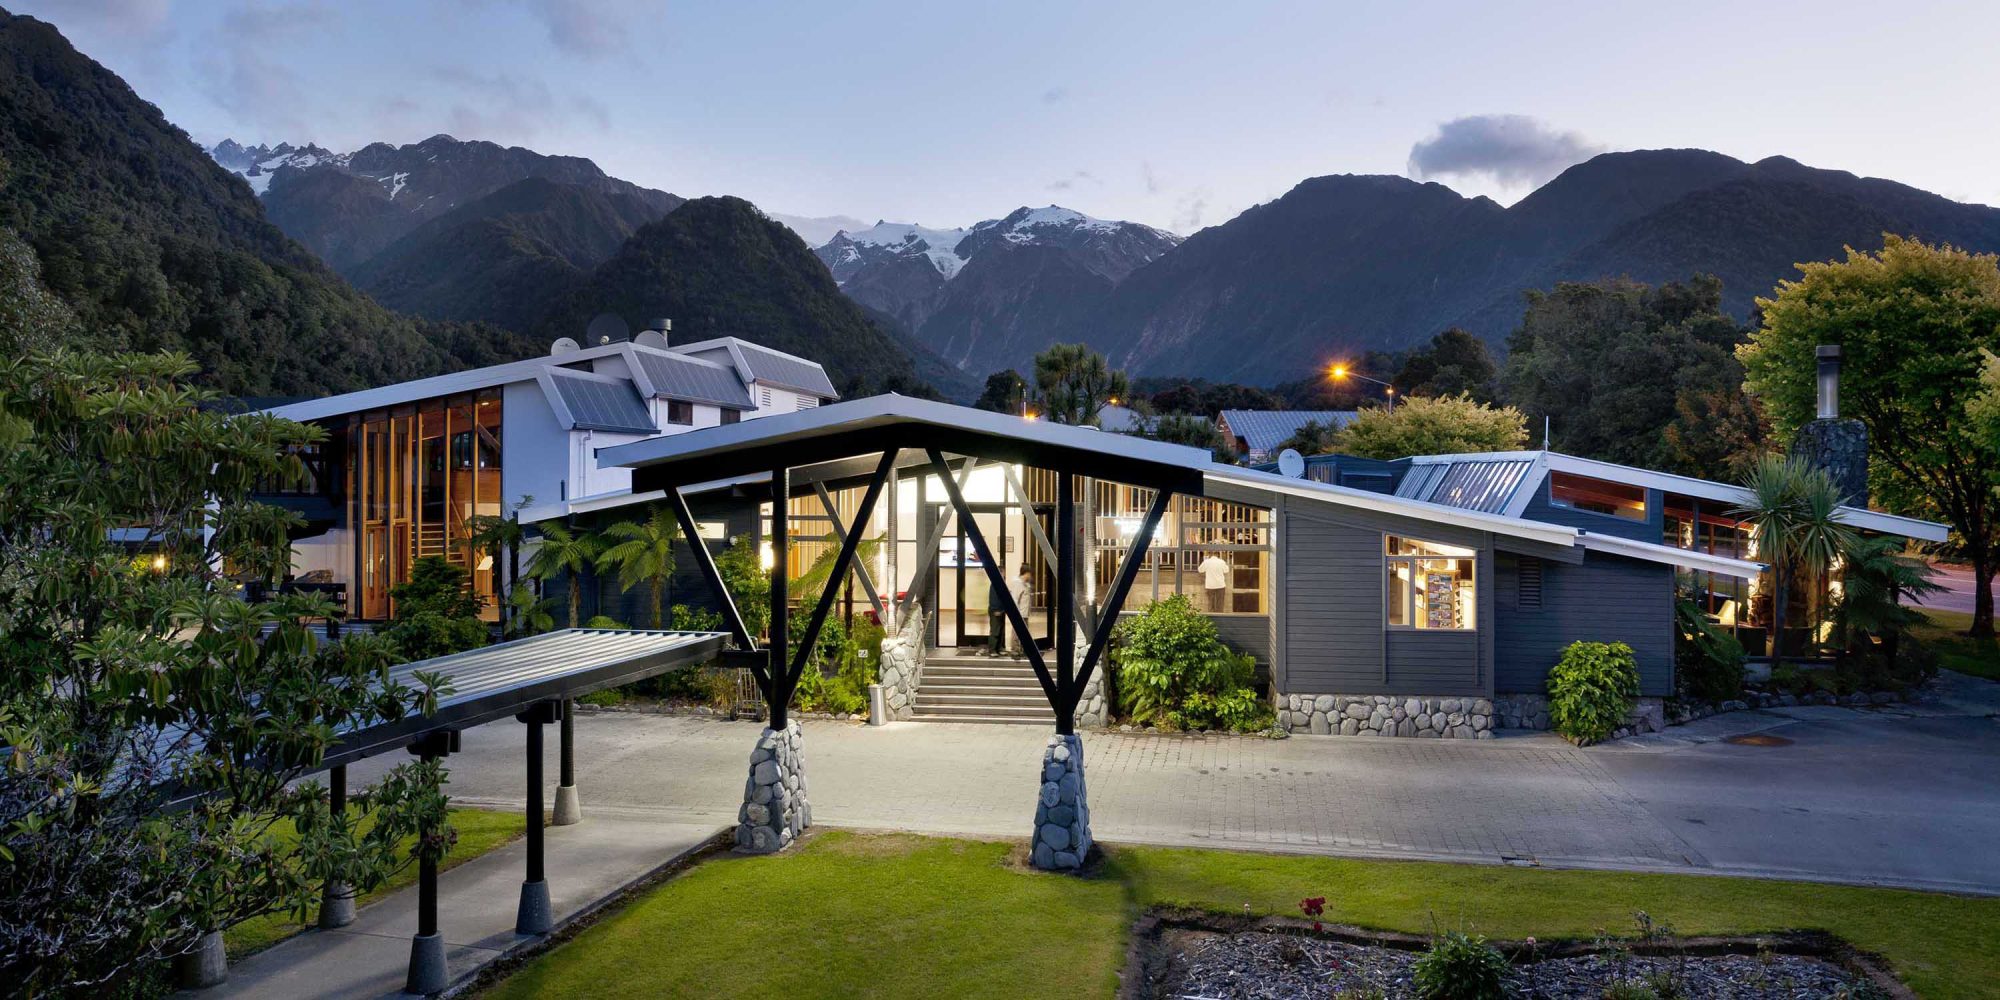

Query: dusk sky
[{"left": 26, "top": 0, "right": 2000, "bottom": 234}]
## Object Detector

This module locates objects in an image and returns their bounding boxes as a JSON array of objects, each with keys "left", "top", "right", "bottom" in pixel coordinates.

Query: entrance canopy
[
  {"left": 604, "top": 394, "right": 1211, "bottom": 496},
  {"left": 323, "top": 628, "right": 726, "bottom": 769}
]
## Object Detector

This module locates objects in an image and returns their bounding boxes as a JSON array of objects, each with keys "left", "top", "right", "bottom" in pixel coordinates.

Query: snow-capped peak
[
  {"left": 207, "top": 139, "right": 347, "bottom": 195},
  {"left": 826, "top": 220, "right": 969, "bottom": 279}
]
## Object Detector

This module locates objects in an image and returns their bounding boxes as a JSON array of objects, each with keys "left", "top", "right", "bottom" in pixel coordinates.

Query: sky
[{"left": 23, "top": 0, "right": 2000, "bottom": 236}]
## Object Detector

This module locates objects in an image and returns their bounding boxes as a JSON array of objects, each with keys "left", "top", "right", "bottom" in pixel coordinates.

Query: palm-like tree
[
  {"left": 526, "top": 522, "right": 602, "bottom": 628},
  {"left": 1730, "top": 455, "right": 1857, "bottom": 667},
  {"left": 1032, "top": 342, "right": 1129, "bottom": 426},
  {"left": 597, "top": 505, "right": 681, "bottom": 629}
]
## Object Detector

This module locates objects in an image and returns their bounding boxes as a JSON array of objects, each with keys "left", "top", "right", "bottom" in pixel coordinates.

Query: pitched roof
[
  {"left": 630, "top": 349, "right": 755, "bottom": 410},
  {"left": 1217, "top": 410, "right": 1358, "bottom": 454},
  {"left": 541, "top": 369, "right": 656, "bottom": 434},
  {"left": 1395, "top": 456, "right": 1538, "bottom": 514},
  {"left": 676, "top": 337, "right": 840, "bottom": 399}
]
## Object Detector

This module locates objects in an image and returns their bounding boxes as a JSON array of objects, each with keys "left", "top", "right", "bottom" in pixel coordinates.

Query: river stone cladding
[
  {"left": 1494, "top": 693, "right": 1666, "bottom": 738},
  {"left": 1277, "top": 694, "right": 1495, "bottom": 739},
  {"left": 877, "top": 605, "right": 928, "bottom": 721},
  {"left": 736, "top": 721, "right": 809, "bottom": 853},
  {"left": 1031, "top": 733, "right": 1092, "bottom": 870}
]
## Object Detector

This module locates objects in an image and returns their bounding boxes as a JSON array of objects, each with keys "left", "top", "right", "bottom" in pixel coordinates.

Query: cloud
[
  {"left": 40, "top": 0, "right": 172, "bottom": 34},
  {"left": 524, "top": 0, "right": 636, "bottom": 57},
  {"left": 197, "top": 2, "right": 339, "bottom": 138},
  {"left": 1141, "top": 162, "right": 1160, "bottom": 195},
  {"left": 1046, "top": 169, "right": 1098, "bottom": 192},
  {"left": 1172, "top": 188, "right": 1209, "bottom": 233},
  {"left": 1041, "top": 86, "right": 1069, "bottom": 104},
  {"left": 434, "top": 66, "right": 611, "bottom": 141},
  {"left": 1407, "top": 114, "right": 1604, "bottom": 189}
]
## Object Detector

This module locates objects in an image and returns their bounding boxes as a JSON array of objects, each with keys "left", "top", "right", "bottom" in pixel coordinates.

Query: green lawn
[
  {"left": 225, "top": 807, "right": 524, "bottom": 957},
  {"left": 1913, "top": 608, "right": 2000, "bottom": 681},
  {"left": 484, "top": 831, "right": 1999, "bottom": 1000}
]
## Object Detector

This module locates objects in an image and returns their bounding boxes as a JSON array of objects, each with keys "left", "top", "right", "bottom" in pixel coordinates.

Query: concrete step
[
  {"left": 918, "top": 671, "right": 1043, "bottom": 688},
  {"left": 918, "top": 683, "right": 1049, "bottom": 698},
  {"left": 909, "top": 713, "right": 1058, "bottom": 726},
  {"left": 911, "top": 701, "right": 1055, "bottom": 720},
  {"left": 916, "top": 692, "right": 1052, "bottom": 708}
]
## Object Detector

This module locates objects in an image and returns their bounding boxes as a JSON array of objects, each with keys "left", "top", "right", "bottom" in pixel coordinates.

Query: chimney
[
  {"left": 1816, "top": 344, "right": 1841, "bottom": 418},
  {"left": 1791, "top": 343, "right": 1868, "bottom": 505}
]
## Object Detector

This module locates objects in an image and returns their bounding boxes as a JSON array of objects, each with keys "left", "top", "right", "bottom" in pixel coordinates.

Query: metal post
[
  {"left": 768, "top": 466, "right": 790, "bottom": 729},
  {"left": 318, "top": 765, "right": 355, "bottom": 929},
  {"left": 406, "top": 733, "right": 452, "bottom": 996},
  {"left": 552, "top": 698, "right": 580, "bottom": 825},
  {"left": 1055, "top": 472, "right": 1076, "bottom": 735},
  {"left": 516, "top": 706, "right": 553, "bottom": 935}
]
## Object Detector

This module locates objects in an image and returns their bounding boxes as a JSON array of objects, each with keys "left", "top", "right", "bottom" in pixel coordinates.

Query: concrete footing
[
  {"left": 1030, "top": 733, "right": 1092, "bottom": 871},
  {"left": 406, "top": 931, "right": 448, "bottom": 995},
  {"left": 174, "top": 928, "right": 228, "bottom": 990},
  {"left": 318, "top": 880, "right": 356, "bottom": 929},
  {"left": 552, "top": 783, "right": 582, "bottom": 826},
  {"left": 515, "top": 878, "right": 553, "bottom": 935},
  {"left": 736, "top": 721, "right": 809, "bottom": 853}
]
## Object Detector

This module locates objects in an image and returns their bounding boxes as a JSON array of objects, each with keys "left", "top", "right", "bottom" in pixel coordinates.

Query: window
[
  {"left": 1548, "top": 471, "right": 1646, "bottom": 521},
  {"left": 666, "top": 399, "right": 694, "bottom": 425},
  {"left": 1385, "top": 536, "right": 1476, "bottom": 630},
  {"left": 720, "top": 408, "right": 741, "bottom": 425},
  {"left": 1090, "top": 488, "right": 1272, "bottom": 614}
]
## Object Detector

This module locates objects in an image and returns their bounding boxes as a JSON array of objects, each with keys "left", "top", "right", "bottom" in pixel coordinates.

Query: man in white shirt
[
  {"left": 1003, "top": 564, "right": 1033, "bottom": 657},
  {"left": 1196, "top": 551, "right": 1231, "bottom": 612}
]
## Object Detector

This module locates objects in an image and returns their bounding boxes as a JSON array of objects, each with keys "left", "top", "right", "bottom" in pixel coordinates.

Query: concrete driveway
[{"left": 349, "top": 672, "right": 2000, "bottom": 896}]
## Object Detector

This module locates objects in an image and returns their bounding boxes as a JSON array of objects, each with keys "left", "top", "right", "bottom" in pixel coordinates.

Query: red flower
[{"left": 1298, "top": 896, "right": 1327, "bottom": 931}]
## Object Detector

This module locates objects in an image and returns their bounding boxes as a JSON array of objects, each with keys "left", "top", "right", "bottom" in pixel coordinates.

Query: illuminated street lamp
[{"left": 1328, "top": 363, "right": 1395, "bottom": 409}]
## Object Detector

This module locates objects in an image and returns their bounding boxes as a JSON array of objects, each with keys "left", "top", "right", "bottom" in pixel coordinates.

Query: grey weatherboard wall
[{"left": 1493, "top": 551, "right": 1675, "bottom": 697}]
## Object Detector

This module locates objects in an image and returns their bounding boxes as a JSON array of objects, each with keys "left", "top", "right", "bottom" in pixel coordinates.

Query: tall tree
[
  {"left": 597, "top": 505, "right": 681, "bottom": 629},
  {"left": 1334, "top": 393, "right": 1529, "bottom": 460},
  {"left": 526, "top": 522, "right": 603, "bottom": 628},
  {"left": 1739, "top": 235, "right": 2000, "bottom": 637},
  {"left": 1031, "top": 343, "right": 1129, "bottom": 426},
  {"left": 1275, "top": 419, "right": 1344, "bottom": 457},
  {"left": 1500, "top": 276, "right": 1759, "bottom": 476},
  {"left": 1728, "top": 456, "right": 1856, "bottom": 668},
  {"left": 1392, "top": 328, "right": 1497, "bottom": 402},
  {"left": 1137, "top": 413, "right": 1233, "bottom": 462},
  {"left": 974, "top": 369, "right": 1028, "bottom": 413}
]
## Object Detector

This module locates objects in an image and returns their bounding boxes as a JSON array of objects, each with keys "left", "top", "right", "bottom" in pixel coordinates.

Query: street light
[{"left": 1328, "top": 363, "right": 1395, "bottom": 409}]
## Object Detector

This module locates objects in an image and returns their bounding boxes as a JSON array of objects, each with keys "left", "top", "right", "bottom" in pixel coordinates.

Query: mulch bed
[{"left": 1122, "top": 909, "right": 1908, "bottom": 1000}]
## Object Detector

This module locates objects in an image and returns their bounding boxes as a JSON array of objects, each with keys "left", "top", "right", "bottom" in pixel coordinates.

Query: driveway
[{"left": 348, "top": 673, "right": 2000, "bottom": 896}]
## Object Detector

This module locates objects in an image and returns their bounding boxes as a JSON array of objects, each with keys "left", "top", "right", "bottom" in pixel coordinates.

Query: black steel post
[
  {"left": 330, "top": 763, "right": 347, "bottom": 817},
  {"left": 768, "top": 466, "right": 790, "bottom": 729},
  {"left": 525, "top": 717, "right": 545, "bottom": 884},
  {"left": 1055, "top": 472, "right": 1076, "bottom": 734},
  {"left": 559, "top": 699, "right": 575, "bottom": 788}
]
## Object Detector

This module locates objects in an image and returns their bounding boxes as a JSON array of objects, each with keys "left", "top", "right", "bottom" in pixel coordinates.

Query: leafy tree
[
  {"left": 1663, "top": 385, "right": 1772, "bottom": 483},
  {"left": 1333, "top": 393, "right": 1528, "bottom": 460},
  {"left": 974, "top": 369, "right": 1028, "bottom": 413},
  {"left": 1138, "top": 413, "right": 1233, "bottom": 462},
  {"left": 1728, "top": 455, "right": 1856, "bottom": 668},
  {"left": 715, "top": 534, "right": 772, "bottom": 639},
  {"left": 0, "top": 227, "right": 72, "bottom": 355},
  {"left": 381, "top": 556, "right": 490, "bottom": 661},
  {"left": 1136, "top": 377, "right": 1283, "bottom": 417},
  {"left": 1032, "top": 342, "right": 1128, "bottom": 425},
  {"left": 526, "top": 522, "right": 603, "bottom": 628},
  {"left": 596, "top": 505, "right": 681, "bottom": 629},
  {"left": 0, "top": 349, "right": 450, "bottom": 994},
  {"left": 504, "top": 585, "right": 557, "bottom": 639},
  {"left": 1833, "top": 536, "right": 1942, "bottom": 675},
  {"left": 1739, "top": 236, "right": 2000, "bottom": 637},
  {"left": 1275, "top": 419, "right": 1343, "bottom": 457},
  {"left": 1392, "top": 328, "right": 1496, "bottom": 401},
  {"left": 1500, "top": 276, "right": 1759, "bottom": 476}
]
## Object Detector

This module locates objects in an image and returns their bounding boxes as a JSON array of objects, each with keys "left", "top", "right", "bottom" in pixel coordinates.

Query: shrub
[
  {"left": 583, "top": 614, "right": 627, "bottom": 629},
  {"left": 1411, "top": 929, "right": 1512, "bottom": 1000},
  {"left": 381, "top": 555, "right": 489, "bottom": 661},
  {"left": 1674, "top": 593, "right": 1744, "bottom": 704},
  {"left": 1546, "top": 641, "right": 1640, "bottom": 745},
  {"left": 1112, "top": 594, "right": 1270, "bottom": 731}
]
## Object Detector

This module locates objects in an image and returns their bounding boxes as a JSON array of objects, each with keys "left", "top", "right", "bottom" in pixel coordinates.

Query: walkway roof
[
  {"left": 604, "top": 394, "right": 1213, "bottom": 494},
  {"left": 323, "top": 628, "right": 725, "bottom": 769}
]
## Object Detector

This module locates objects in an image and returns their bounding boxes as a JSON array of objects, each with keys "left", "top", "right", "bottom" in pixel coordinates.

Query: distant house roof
[
  {"left": 677, "top": 337, "right": 840, "bottom": 399},
  {"left": 1096, "top": 404, "right": 1145, "bottom": 433},
  {"left": 1395, "top": 457, "right": 1538, "bottom": 514},
  {"left": 1216, "top": 410, "right": 1358, "bottom": 455},
  {"left": 540, "top": 369, "right": 657, "bottom": 434}
]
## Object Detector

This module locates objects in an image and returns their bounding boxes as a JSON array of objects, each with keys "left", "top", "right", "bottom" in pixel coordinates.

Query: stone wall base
[
  {"left": 878, "top": 605, "right": 928, "bottom": 721},
  {"left": 1278, "top": 694, "right": 1494, "bottom": 738},
  {"left": 1494, "top": 693, "right": 1666, "bottom": 739},
  {"left": 736, "top": 721, "right": 809, "bottom": 853},
  {"left": 1031, "top": 734, "right": 1091, "bottom": 870}
]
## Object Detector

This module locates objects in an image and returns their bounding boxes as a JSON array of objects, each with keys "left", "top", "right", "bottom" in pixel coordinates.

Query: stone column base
[
  {"left": 515, "top": 879, "right": 553, "bottom": 935},
  {"left": 1030, "top": 734, "right": 1091, "bottom": 870},
  {"left": 406, "top": 931, "right": 448, "bottom": 995},
  {"left": 552, "top": 783, "right": 582, "bottom": 826},
  {"left": 736, "top": 721, "right": 809, "bottom": 853},
  {"left": 318, "top": 881, "right": 355, "bottom": 929}
]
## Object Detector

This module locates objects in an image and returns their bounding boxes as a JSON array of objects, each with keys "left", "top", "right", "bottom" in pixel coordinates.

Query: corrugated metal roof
[
  {"left": 546, "top": 370, "right": 657, "bottom": 434},
  {"left": 632, "top": 348, "right": 755, "bottom": 409},
  {"left": 1216, "top": 410, "right": 1358, "bottom": 454},
  {"left": 680, "top": 337, "right": 839, "bottom": 399},
  {"left": 1394, "top": 458, "right": 1534, "bottom": 513}
]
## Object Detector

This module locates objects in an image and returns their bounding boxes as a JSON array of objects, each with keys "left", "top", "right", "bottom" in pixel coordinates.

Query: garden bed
[{"left": 1126, "top": 909, "right": 1907, "bottom": 1000}]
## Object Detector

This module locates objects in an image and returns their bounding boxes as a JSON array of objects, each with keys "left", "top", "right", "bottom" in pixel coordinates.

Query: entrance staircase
[{"left": 911, "top": 649, "right": 1056, "bottom": 725}]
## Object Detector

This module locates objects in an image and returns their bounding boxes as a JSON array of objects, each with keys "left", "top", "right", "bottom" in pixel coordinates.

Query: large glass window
[
  {"left": 1385, "top": 536, "right": 1476, "bottom": 630},
  {"left": 1094, "top": 489, "right": 1271, "bottom": 614},
  {"left": 1549, "top": 471, "right": 1647, "bottom": 521}
]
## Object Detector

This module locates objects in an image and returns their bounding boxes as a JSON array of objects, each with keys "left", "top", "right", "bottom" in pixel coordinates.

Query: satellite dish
[
  {"left": 633, "top": 329, "right": 668, "bottom": 350},
  {"left": 585, "top": 313, "right": 631, "bottom": 346},
  {"left": 1277, "top": 449, "right": 1306, "bottom": 479},
  {"left": 549, "top": 336, "right": 581, "bottom": 356}
]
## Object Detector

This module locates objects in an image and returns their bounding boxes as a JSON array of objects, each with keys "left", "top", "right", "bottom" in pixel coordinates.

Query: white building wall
[{"left": 503, "top": 379, "right": 573, "bottom": 506}]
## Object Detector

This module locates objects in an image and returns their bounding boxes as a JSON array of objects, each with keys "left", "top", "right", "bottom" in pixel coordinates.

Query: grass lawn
[
  {"left": 225, "top": 807, "right": 524, "bottom": 958},
  {"left": 1913, "top": 609, "right": 2000, "bottom": 681},
  {"left": 484, "top": 831, "right": 1999, "bottom": 1000}
]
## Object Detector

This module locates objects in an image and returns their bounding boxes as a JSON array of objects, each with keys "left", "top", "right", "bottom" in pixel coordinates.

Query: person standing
[
  {"left": 1005, "top": 563, "right": 1033, "bottom": 657},
  {"left": 985, "top": 572, "right": 1008, "bottom": 657},
  {"left": 1196, "top": 550, "right": 1231, "bottom": 612}
]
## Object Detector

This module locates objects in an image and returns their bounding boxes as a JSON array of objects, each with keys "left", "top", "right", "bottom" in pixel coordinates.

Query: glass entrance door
[{"left": 931, "top": 504, "right": 1008, "bottom": 648}]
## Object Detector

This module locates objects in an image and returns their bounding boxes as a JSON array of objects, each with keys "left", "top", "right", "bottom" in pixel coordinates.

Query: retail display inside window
[{"left": 1385, "top": 535, "right": 1476, "bottom": 630}]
